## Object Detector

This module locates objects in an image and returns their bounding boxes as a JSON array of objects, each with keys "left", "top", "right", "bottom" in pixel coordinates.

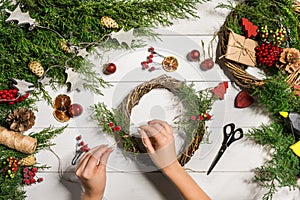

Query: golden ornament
[
  {"left": 19, "top": 155, "right": 36, "bottom": 166},
  {"left": 28, "top": 61, "right": 44, "bottom": 78},
  {"left": 101, "top": 16, "right": 119, "bottom": 29}
]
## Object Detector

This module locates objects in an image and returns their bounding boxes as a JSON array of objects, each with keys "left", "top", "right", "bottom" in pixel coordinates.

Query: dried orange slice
[{"left": 162, "top": 56, "right": 179, "bottom": 72}]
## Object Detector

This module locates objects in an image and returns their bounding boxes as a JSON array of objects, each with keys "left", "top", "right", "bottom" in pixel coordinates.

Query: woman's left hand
[{"left": 75, "top": 145, "right": 113, "bottom": 200}]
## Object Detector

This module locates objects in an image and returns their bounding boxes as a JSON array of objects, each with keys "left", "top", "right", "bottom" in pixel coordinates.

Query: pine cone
[
  {"left": 28, "top": 61, "right": 44, "bottom": 78},
  {"left": 279, "top": 48, "right": 300, "bottom": 64},
  {"left": 6, "top": 108, "right": 36, "bottom": 132},
  {"left": 60, "top": 41, "right": 71, "bottom": 53},
  {"left": 101, "top": 16, "right": 119, "bottom": 29},
  {"left": 19, "top": 155, "right": 36, "bottom": 166}
]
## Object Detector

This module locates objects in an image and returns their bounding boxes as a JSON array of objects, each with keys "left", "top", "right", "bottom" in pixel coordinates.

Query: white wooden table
[{"left": 25, "top": 0, "right": 300, "bottom": 199}]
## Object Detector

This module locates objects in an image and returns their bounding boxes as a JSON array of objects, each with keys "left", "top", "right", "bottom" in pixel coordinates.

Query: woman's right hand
[{"left": 138, "top": 119, "right": 177, "bottom": 170}]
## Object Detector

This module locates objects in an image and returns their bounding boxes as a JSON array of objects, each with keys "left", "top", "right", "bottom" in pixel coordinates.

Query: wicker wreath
[
  {"left": 116, "top": 75, "right": 207, "bottom": 166},
  {"left": 216, "top": 1, "right": 300, "bottom": 90}
]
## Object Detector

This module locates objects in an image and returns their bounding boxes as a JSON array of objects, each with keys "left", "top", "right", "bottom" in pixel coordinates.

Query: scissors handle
[{"left": 223, "top": 123, "right": 243, "bottom": 147}]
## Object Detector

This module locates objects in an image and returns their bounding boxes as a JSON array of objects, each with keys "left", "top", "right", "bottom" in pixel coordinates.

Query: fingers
[
  {"left": 138, "top": 128, "right": 155, "bottom": 153},
  {"left": 75, "top": 145, "right": 113, "bottom": 176},
  {"left": 148, "top": 119, "right": 172, "bottom": 135},
  {"left": 97, "top": 148, "right": 113, "bottom": 167}
]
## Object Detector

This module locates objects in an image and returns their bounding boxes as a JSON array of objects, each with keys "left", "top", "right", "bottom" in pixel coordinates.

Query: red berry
[
  {"left": 79, "top": 141, "right": 85, "bottom": 146},
  {"left": 190, "top": 116, "right": 196, "bottom": 120},
  {"left": 199, "top": 115, "right": 204, "bottom": 121},
  {"left": 205, "top": 113, "right": 212, "bottom": 120},
  {"left": 2, "top": 94, "right": 6, "bottom": 99},
  {"left": 149, "top": 47, "right": 154, "bottom": 52},
  {"left": 23, "top": 167, "right": 29, "bottom": 173},
  {"left": 150, "top": 67, "right": 155, "bottom": 72},
  {"left": 76, "top": 135, "right": 82, "bottom": 141},
  {"left": 32, "top": 167, "right": 38, "bottom": 173},
  {"left": 30, "top": 178, "right": 36, "bottom": 184},
  {"left": 37, "top": 177, "right": 43, "bottom": 182},
  {"left": 148, "top": 59, "right": 153, "bottom": 63},
  {"left": 115, "top": 126, "right": 121, "bottom": 131},
  {"left": 108, "top": 122, "right": 114, "bottom": 127}
]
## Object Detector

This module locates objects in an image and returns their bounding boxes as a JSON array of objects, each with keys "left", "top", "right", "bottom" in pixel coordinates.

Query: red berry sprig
[
  {"left": 22, "top": 167, "right": 43, "bottom": 185},
  {"left": 76, "top": 135, "right": 90, "bottom": 152},
  {"left": 0, "top": 88, "right": 29, "bottom": 105},
  {"left": 258, "top": 25, "right": 286, "bottom": 47},
  {"left": 255, "top": 43, "right": 283, "bottom": 67},
  {"left": 190, "top": 113, "right": 212, "bottom": 121},
  {"left": 141, "top": 47, "right": 163, "bottom": 72},
  {"left": 108, "top": 122, "right": 122, "bottom": 133},
  {"left": 1, "top": 157, "right": 19, "bottom": 179}
]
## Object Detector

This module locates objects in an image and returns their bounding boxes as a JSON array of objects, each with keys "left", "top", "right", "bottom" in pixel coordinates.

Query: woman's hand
[
  {"left": 75, "top": 145, "right": 113, "bottom": 200},
  {"left": 138, "top": 119, "right": 177, "bottom": 170}
]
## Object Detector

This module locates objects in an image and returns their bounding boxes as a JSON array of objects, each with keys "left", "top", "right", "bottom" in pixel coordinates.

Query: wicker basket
[
  {"left": 216, "top": 1, "right": 300, "bottom": 90},
  {"left": 116, "top": 75, "right": 206, "bottom": 166}
]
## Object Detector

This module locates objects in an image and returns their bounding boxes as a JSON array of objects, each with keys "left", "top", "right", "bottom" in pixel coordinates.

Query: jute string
[{"left": 0, "top": 126, "right": 37, "bottom": 154}]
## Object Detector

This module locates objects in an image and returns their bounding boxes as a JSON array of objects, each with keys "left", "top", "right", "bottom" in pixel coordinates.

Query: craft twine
[{"left": 0, "top": 126, "right": 37, "bottom": 154}]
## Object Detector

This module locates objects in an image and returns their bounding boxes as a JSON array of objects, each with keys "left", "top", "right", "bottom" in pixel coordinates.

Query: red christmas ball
[
  {"left": 187, "top": 50, "right": 200, "bottom": 61},
  {"left": 103, "top": 63, "right": 117, "bottom": 75},
  {"left": 68, "top": 104, "right": 83, "bottom": 117},
  {"left": 200, "top": 58, "right": 214, "bottom": 71}
]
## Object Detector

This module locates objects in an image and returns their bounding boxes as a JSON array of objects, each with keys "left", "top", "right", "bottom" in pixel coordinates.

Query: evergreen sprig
[
  {"left": 176, "top": 83, "right": 213, "bottom": 140},
  {"left": 248, "top": 122, "right": 300, "bottom": 200},
  {"left": 253, "top": 73, "right": 300, "bottom": 118}
]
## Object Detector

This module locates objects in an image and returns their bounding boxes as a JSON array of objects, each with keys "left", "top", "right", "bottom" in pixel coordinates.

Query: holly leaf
[
  {"left": 5, "top": 5, "right": 37, "bottom": 27},
  {"left": 110, "top": 28, "right": 134, "bottom": 47}
]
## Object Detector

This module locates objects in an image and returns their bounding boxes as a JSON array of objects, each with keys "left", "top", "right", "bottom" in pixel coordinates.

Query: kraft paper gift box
[{"left": 225, "top": 31, "right": 258, "bottom": 67}]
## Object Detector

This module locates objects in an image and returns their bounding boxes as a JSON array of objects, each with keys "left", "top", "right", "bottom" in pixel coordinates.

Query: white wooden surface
[{"left": 25, "top": 0, "right": 300, "bottom": 199}]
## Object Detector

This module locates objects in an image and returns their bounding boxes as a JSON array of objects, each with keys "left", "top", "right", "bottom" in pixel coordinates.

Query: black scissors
[{"left": 207, "top": 123, "right": 243, "bottom": 175}]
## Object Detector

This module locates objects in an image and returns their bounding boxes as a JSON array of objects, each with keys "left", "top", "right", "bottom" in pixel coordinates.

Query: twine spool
[{"left": 0, "top": 126, "right": 37, "bottom": 154}]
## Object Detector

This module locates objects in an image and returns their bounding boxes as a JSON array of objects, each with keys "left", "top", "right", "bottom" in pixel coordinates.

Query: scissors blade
[{"left": 207, "top": 145, "right": 226, "bottom": 175}]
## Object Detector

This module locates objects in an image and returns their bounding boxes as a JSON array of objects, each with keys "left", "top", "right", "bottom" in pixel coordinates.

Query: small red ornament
[
  {"left": 241, "top": 18, "right": 258, "bottom": 38},
  {"left": 103, "top": 63, "right": 117, "bottom": 75},
  {"left": 234, "top": 91, "right": 254, "bottom": 108},
  {"left": 200, "top": 58, "right": 214, "bottom": 71},
  {"left": 68, "top": 104, "right": 83, "bottom": 117},
  {"left": 187, "top": 50, "right": 200, "bottom": 61}
]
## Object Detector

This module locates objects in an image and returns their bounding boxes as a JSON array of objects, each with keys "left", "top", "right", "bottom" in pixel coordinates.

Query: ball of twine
[
  {"left": 117, "top": 75, "right": 205, "bottom": 166},
  {"left": 0, "top": 126, "right": 37, "bottom": 154}
]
